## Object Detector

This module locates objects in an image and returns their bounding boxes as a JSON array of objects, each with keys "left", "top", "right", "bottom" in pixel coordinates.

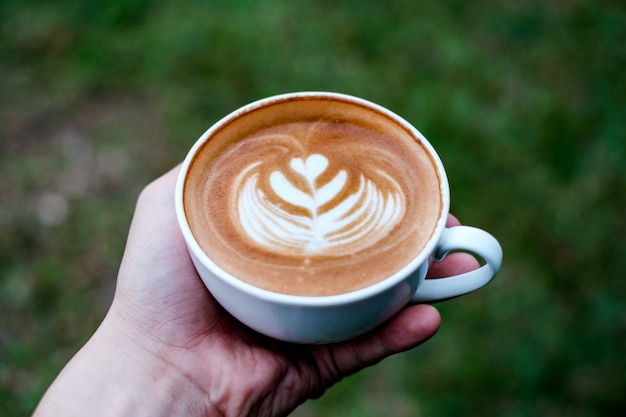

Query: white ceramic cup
[{"left": 175, "top": 92, "right": 502, "bottom": 344}]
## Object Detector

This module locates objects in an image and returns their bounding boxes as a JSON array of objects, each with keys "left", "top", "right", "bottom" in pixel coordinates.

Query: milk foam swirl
[{"left": 236, "top": 154, "right": 406, "bottom": 256}]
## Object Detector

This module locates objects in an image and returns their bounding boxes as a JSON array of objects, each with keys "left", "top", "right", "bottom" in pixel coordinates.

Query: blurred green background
[{"left": 1, "top": 0, "right": 624, "bottom": 415}]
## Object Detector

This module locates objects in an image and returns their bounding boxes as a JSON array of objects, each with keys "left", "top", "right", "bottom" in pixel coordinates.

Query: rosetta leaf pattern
[{"left": 237, "top": 154, "right": 405, "bottom": 256}]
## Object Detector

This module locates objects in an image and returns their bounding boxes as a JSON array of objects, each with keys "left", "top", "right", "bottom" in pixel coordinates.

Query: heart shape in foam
[{"left": 290, "top": 154, "right": 328, "bottom": 183}]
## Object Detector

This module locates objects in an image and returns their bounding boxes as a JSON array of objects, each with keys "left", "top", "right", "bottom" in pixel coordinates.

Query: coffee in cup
[
  {"left": 182, "top": 96, "right": 442, "bottom": 296},
  {"left": 176, "top": 92, "right": 502, "bottom": 343}
]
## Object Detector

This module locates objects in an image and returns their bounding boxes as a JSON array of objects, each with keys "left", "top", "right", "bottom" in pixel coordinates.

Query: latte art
[{"left": 236, "top": 154, "right": 406, "bottom": 256}]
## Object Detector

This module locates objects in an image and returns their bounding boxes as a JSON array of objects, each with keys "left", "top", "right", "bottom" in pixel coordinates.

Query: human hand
[{"left": 34, "top": 165, "right": 479, "bottom": 417}]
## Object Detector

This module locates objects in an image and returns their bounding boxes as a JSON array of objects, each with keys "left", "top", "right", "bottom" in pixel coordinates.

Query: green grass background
[{"left": 1, "top": 0, "right": 625, "bottom": 415}]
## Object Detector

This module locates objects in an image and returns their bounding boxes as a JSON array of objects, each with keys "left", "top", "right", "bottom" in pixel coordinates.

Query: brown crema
[{"left": 183, "top": 96, "right": 442, "bottom": 296}]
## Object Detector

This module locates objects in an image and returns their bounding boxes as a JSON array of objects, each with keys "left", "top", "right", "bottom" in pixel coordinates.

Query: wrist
[{"left": 33, "top": 311, "right": 216, "bottom": 417}]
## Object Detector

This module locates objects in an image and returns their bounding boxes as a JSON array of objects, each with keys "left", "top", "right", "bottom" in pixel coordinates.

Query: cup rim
[{"left": 175, "top": 91, "right": 450, "bottom": 307}]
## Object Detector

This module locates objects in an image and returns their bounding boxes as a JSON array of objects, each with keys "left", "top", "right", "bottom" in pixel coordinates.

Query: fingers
[
  {"left": 428, "top": 213, "right": 481, "bottom": 278},
  {"left": 327, "top": 304, "right": 441, "bottom": 377},
  {"left": 319, "top": 214, "right": 472, "bottom": 378},
  {"left": 446, "top": 213, "right": 461, "bottom": 227},
  {"left": 426, "top": 252, "right": 480, "bottom": 278}
]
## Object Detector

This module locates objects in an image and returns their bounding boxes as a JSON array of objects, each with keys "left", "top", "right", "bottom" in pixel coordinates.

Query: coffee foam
[
  {"left": 184, "top": 97, "right": 442, "bottom": 296},
  {"left": 236, "top": 152, "right": 405, "bottom": 256}
]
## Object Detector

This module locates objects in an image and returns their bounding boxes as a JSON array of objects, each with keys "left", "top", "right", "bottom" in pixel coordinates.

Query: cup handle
[{"left": 411, "top": 226, "right": 503, "bottom": 303}]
